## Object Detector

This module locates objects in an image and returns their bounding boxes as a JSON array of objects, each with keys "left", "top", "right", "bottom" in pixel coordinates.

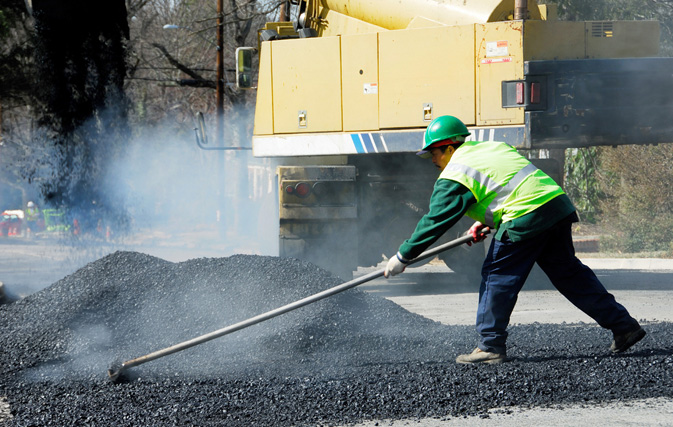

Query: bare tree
[
  {"left": 0, "top": 0, "right": 39, "bottom": 207},
  {"left": 125, "top": 0, "right": 277, "bottom": 143}
]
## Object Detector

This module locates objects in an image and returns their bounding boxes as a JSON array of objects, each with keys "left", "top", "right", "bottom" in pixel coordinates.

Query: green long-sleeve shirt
[{"left": 398, "top": 178, "right": 577, "bottom": 260}]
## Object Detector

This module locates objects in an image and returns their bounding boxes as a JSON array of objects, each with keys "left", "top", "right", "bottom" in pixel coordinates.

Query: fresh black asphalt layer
[{"left": 1, "top": 252, "right": 671, "bottom": 426}]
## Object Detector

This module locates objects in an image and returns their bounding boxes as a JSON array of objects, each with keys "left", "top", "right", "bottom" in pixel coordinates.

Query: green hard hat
[{"left": 418, "top": 115, "right": 471, "bottom": 158}]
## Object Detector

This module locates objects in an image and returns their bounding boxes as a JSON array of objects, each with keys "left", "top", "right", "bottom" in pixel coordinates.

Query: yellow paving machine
[{"left": 237, "top": 0, "right": 672, "bottom": 278}]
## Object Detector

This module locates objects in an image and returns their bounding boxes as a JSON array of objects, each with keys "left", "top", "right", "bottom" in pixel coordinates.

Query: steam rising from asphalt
[
  {"left": 104, "top": 124, "right": 279, "bottom": 258},
  {"left": 7, "top": 251, "right": 420, "bottom": 384},
  {"left": 3, "top": 118, "right": 280, "bottom": 298}
]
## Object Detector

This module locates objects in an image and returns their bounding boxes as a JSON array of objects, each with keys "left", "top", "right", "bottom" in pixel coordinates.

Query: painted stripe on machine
[
  {"left": 379, "top": 134, "right": 390, "bottom": 152},
  {"left": 350, "top": 134, "right": 365, "bottom": 154},
  {"left": 362, "top": 133, "right": 376, "bottom": 153},
  {"left": 252, "top": 126, "right": 526, "bottom": 157}
]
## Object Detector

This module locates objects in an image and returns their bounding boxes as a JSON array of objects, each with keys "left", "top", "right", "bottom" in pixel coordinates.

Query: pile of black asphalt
[{"left": 1, "top": 251, "right": 671, "bottom": 426}]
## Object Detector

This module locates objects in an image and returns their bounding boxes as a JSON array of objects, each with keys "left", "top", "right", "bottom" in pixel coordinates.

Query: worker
[
  {"left": 25, "top": 201, "right": 40, "bottom": 236},
  {"left": 384, "top": 115, "right": 646, "bottom": 364}
]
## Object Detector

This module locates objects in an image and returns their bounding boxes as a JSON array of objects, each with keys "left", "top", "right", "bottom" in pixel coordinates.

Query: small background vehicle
[
  {"left": 0, "top": 210, "right": 24, "bottom": 237},
  {"left": 42, "top": 209, "right": 71, "bottom": 234}
]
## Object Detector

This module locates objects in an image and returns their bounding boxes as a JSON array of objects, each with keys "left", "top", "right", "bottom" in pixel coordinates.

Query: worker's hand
[
  {"left": 384, "top": 252, "right": 409, "bottom": 278},
  {"left": 466, "top": 221, "right": 490, "bottom": 246}
]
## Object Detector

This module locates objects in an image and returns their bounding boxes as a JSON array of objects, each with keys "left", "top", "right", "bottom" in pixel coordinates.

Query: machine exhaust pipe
[
  {"left": 279, "top": 0, "right": 291, "bottom": 22},
  {"left": 514, "top": 0, "right": 528, "bottom": 20}
]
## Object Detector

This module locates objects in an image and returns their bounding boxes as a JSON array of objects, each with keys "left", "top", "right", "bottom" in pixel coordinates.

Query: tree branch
[{"left": 151, "top": 42, "right": 215, "bottom": 88}]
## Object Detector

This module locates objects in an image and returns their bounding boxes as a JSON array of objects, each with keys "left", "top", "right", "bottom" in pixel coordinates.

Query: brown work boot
[
  {"left": 611, "top": 326, "right": 646, "bottom": 353},
  {"left": 456, "top": 348, "right": 506, "bottom": 364}
]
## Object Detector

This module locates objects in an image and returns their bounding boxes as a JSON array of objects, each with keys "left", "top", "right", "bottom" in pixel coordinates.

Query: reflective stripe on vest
[
  {"left": 444, "top": 162, "right": 538, "bottom": 227},
  {"left": 439, "top": 140, "right": 565, "bottom": 229}
]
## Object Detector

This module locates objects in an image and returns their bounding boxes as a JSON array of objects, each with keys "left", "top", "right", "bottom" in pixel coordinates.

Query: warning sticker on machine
[
  {"left": 363, "top": 83, "right": 378, "bottom": 94},
  {"left": 486, "top": 40, "right": 509, "bottom": 57},
  {"left": 481, "top": 57, "right": 512, "bottom": 64}
]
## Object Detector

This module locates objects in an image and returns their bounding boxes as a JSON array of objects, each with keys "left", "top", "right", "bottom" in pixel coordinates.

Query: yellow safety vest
[
  {"left": 439, "top": 140, "right": 565, "bottom": 228},
  {"left": 26, "top": 207, "right": 40, "bottom": 221}
]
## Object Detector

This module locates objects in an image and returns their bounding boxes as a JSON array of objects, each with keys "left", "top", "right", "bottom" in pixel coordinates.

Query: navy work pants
[{"left": 476, "top": 216, "right": 639, "bottom": 354}]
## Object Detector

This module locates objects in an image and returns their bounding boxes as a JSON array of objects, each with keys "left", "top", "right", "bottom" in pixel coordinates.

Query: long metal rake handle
[{"left": 107, "top": 229, "right": 489, "bottom": 381}]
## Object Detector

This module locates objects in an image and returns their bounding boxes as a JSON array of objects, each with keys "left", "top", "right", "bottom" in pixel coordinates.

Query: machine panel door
[
  {"left": 585, "top": 21, "right": 659, "bottom": 59},
  {"left": 476, "top": 21, "right": 524, "bottom": 126},
  {"left": 271, "top": 37, "right": 343, "bottom": 133},
  {"left": 341, "top": 33, "right": 379, "bottom": 131},
  {"left": 378, "top": 25, "right": 475, "bottom": 128}
]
